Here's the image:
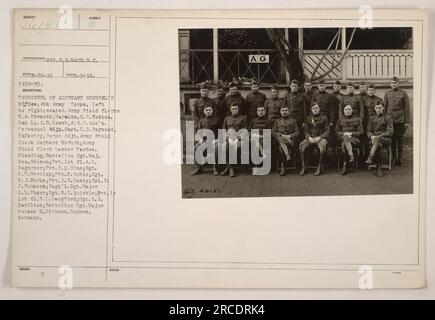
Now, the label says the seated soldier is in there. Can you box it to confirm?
[365,103,393,177]
[191,105,221,176]
[221,102,248,177]
[250,104,273,175]
[272,105,300,176]
[299,103,330,176]
[335,104,363,175]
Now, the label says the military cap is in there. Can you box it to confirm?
[318,79,326,84]
[391,76,400,82]
[368,83,376,89]
[199,84,209,90]
[251,80,259,86]
[229,82,238,88]
[271,85,278,90]
[334,80,342,86]
[345,82,355,87]
[290,79,299,85]
[230,102,239,107]
[358,81,367,87]
[216,84,224,90]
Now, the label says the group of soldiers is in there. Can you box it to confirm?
[190,76,410,177]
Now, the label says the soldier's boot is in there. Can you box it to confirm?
[365,155,373,165]
[229,166,235,178]
[220,166,229,176]
[349,154,355,164]
[376,165,384,177]
[190,167,202,175]
[341,162,348,176]
[314,152,324,176]
[279,163,286,176]
[213,165,219,176]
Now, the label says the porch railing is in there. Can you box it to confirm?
[179,49,413,85]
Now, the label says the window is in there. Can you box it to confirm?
[346,27,412,50]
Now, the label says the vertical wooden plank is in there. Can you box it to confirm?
[213,28,218,83]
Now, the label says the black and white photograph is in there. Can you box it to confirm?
[179,27,414,198]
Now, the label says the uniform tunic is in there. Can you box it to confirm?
[213,95,227,125]
[311,91,334,123]
[224,93,246,116]
[335,115,363,144]
[265,97,284,121]
[384,88,411,124]
[283,92,306,125]
[192,97,216,129]
[197,115,221,138]
[339,93,365,121]
[362,94,383,120]
[272,117,300,143]
[250,116,273,134]
[302,114,330,139]
[245,91,267,122]
[367,113,393,145]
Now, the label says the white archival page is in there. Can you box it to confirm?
[11,8,427,288]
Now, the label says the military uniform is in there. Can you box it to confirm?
[191,115,221,174]
[213,94,227,126]
[250,115,273,163]
[192,97,216,130]
[336,116,363,142]
[366,113,394,172]
[384,88,410,163]
[224,93,246,116]
[221,113,248,177]
[367,113,393,145]
[300,114,330,153]
[265,97,284,121]
[283,91,306,126]
[339,93,365,122]
[362,94,383,122]
[303,89,315,113]
[311,91,334,124]
[272,116,300,174]
[330,91,344,125]
[245,91,267,123]
[299,113,330,176]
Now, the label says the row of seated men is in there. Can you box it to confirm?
[191,76,410,169]
[191,100,393,177]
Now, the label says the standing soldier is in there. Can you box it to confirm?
[303,79,315,116]
[311,80,335,126]
[221,102,248,177]
[250,105,273,175]
[190,106,221,176]
[384,76,411,166]
[335,104,364,175]
[245,81,266,124]
[213,85,227,126]
[364,84,383,121]
[265,85,283,121]
[299,103,330,176]
[272,105,300,176]
[339,82,365,122]
[365,103,394,177]
[329,80,344,156]
[224,82,246,116]
[192,84,216,131]
[284,79,306,127]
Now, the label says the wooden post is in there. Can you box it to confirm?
[284,28,290,83]
[213,28,219,84]
[341,27,347,81]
